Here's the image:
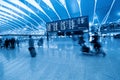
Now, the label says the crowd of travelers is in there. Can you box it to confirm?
[0,38,19,49]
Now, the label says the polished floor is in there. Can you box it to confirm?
[0,37,120,80]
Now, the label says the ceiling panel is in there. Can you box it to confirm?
[0,0,120,34]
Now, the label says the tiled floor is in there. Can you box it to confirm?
[0,37,120,80]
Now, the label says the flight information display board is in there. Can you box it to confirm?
[46,16,89,32]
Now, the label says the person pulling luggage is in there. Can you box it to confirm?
[91,32,106,56]
[28,35,37,57]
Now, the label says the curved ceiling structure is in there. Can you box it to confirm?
[0,0,120,34]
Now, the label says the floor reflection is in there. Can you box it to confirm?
[0,37,120,80]
[0,62,4,80]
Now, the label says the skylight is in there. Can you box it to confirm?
[42,0,61,19]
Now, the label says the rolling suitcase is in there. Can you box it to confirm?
[81,45,90,53]
[28,47,36,57]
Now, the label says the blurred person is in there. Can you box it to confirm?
[0,38,2,48]
[78,35,85,46]
[4,38,9,49]
[28,35,36,57]
[91,32,106,56]
[37,37,43,47]
[16,39,20,47]
[10,38,16,49]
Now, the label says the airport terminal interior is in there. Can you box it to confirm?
[0,0,120,80]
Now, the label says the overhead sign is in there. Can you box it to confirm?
[46,16,89,32]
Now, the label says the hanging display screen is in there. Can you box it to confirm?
[46,16,89,32]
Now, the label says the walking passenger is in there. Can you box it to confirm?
[28,35,36,57]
